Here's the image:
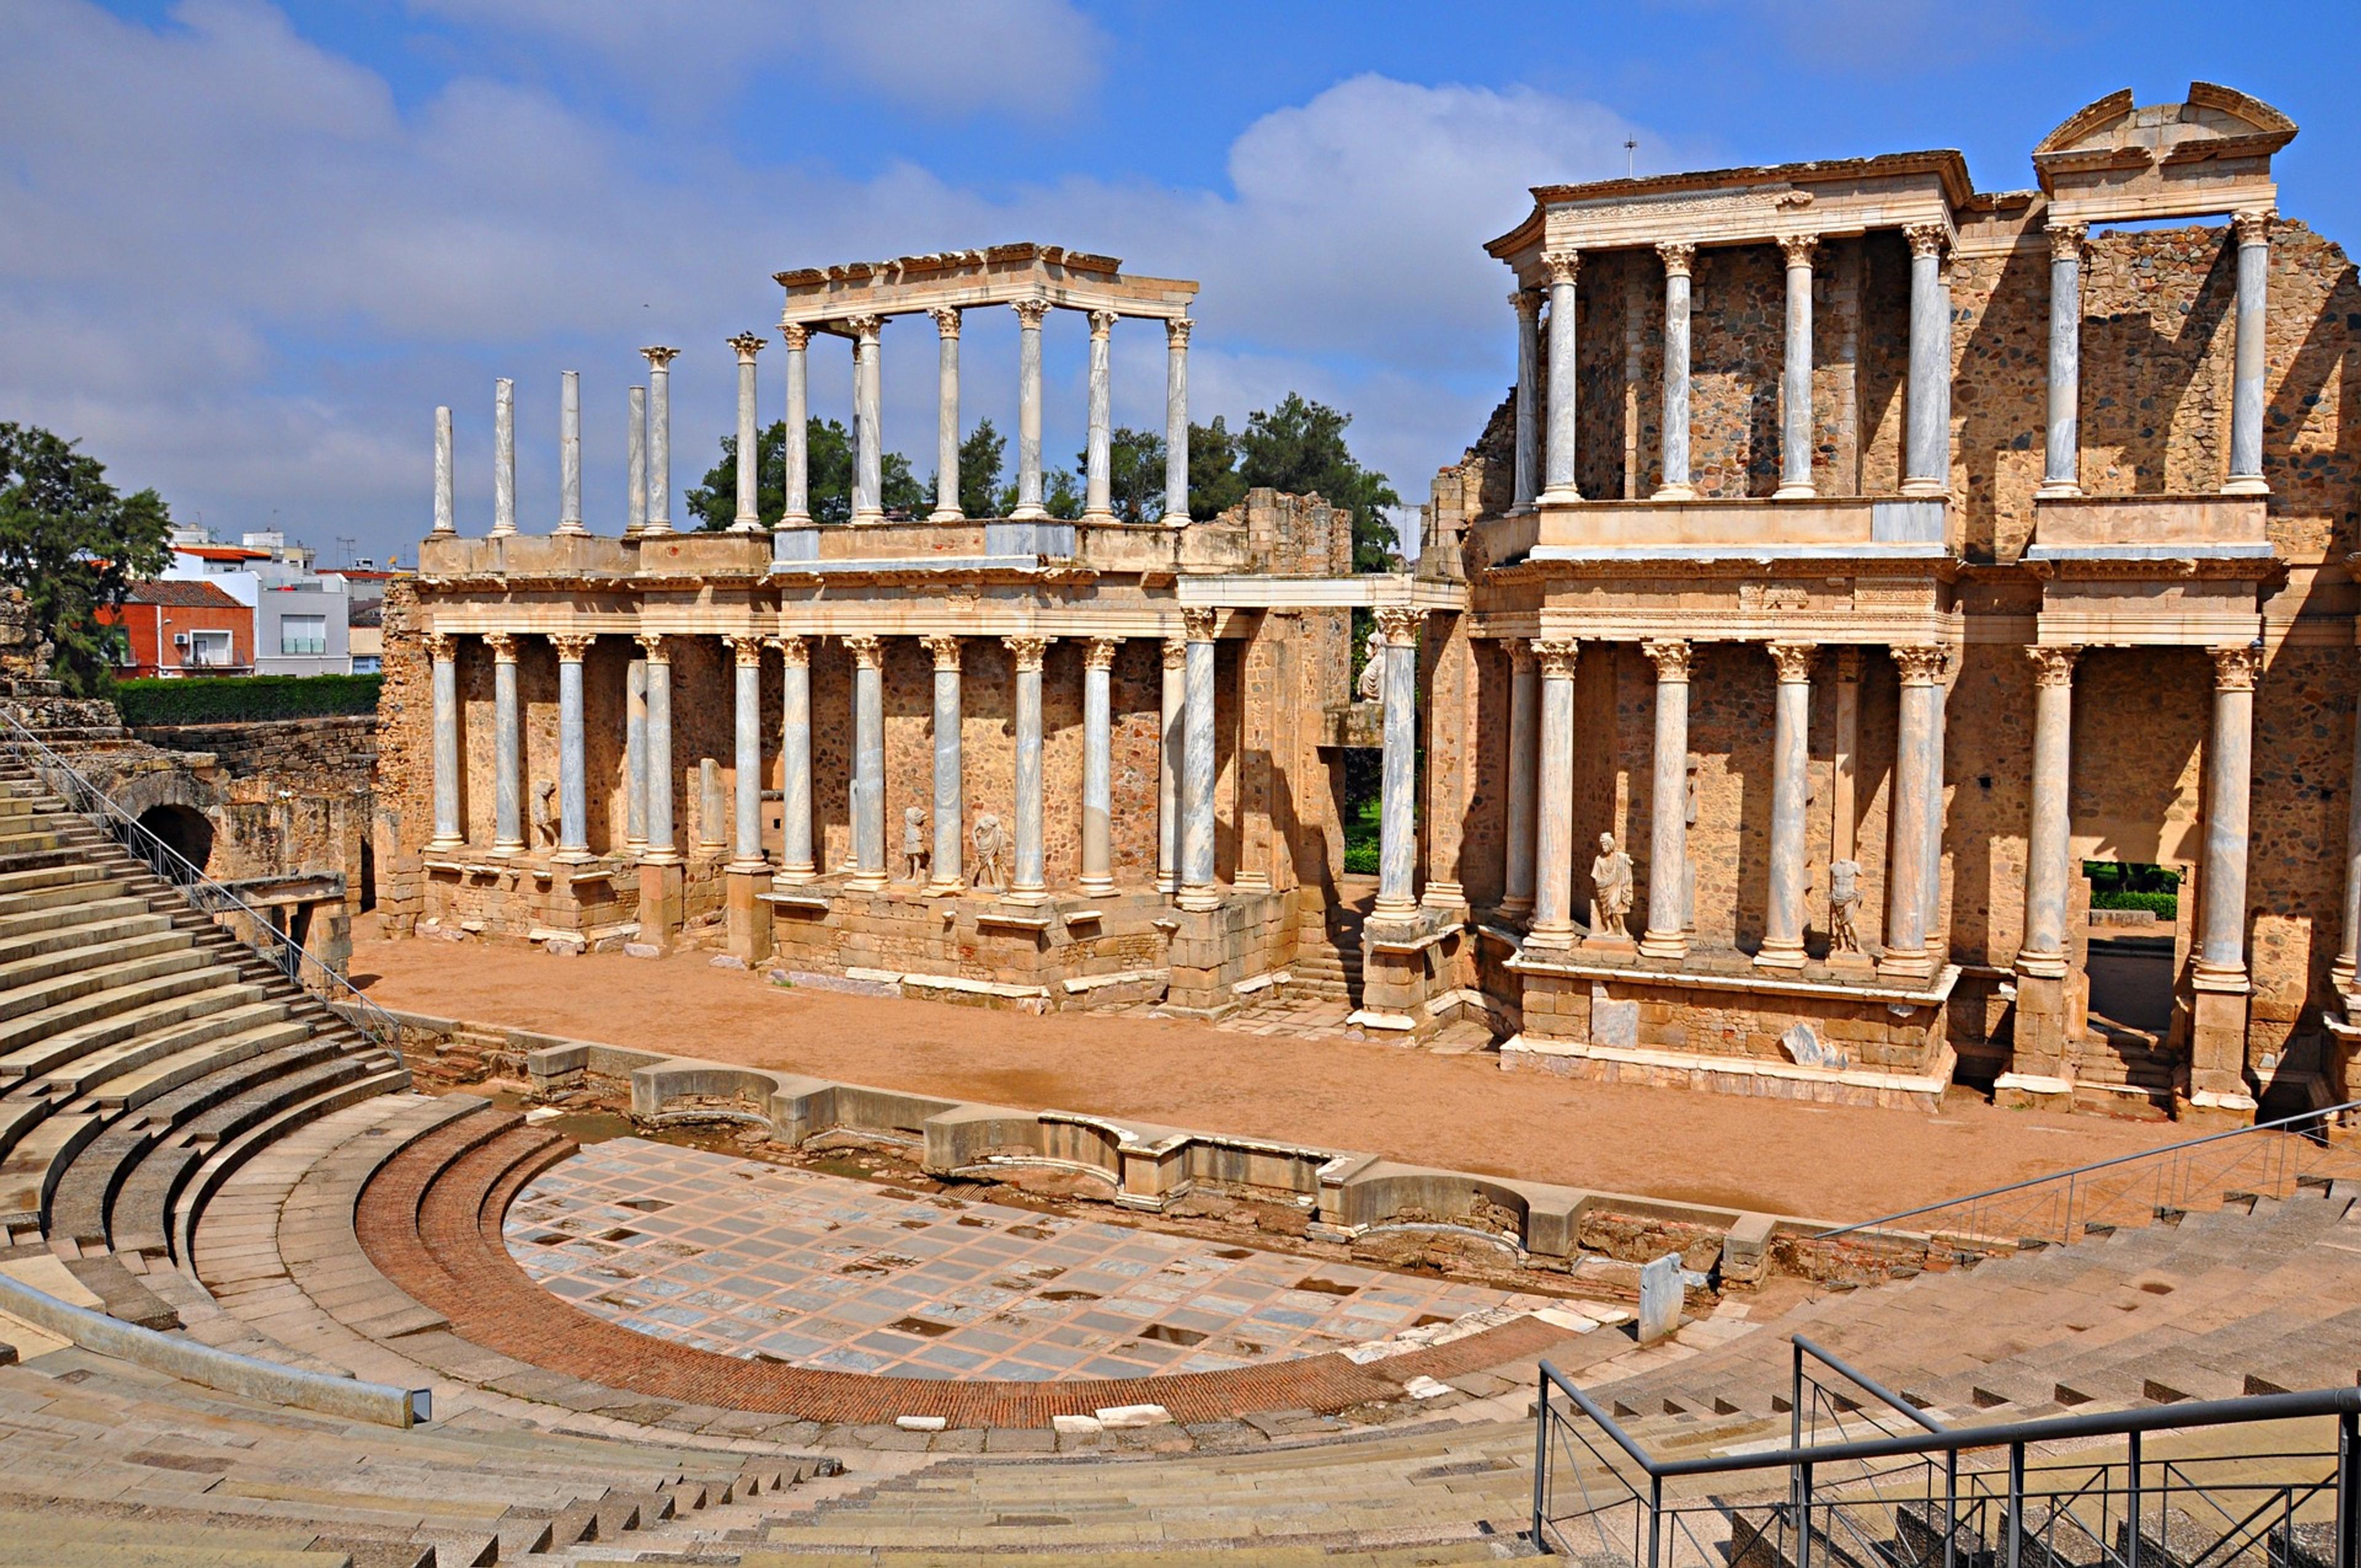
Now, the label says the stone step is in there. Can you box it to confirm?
[0,974,266,1082]
[0,890,150,944]
[0,949,232,1039]
[0,907,178,970]
[53,1004,304,1109]
[0,927,194,1000]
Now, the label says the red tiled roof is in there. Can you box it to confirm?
[175,544,270,561]
[124,579,247,609]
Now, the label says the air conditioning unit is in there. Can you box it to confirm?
[173,633,189,647]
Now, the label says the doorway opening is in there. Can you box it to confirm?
[2081,860,2182,1096]
[138,804,215,876]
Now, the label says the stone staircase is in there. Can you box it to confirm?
[1291,900,1367,1004]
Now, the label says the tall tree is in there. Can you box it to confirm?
[0,424,171,693]
[1187,415,1248,521]
[1069,427,1168,522]
[1236,394,1402,571]
[956,418,1006,520]
[686,418,921,529]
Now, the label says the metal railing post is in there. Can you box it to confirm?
[1945,1447,1960,1568]
[2007,1443,2025,1568]
[2337,1409,2357,1568]
[1648,1473,1663,1568]
[1798,1461,1814,1568]
[1534,1369,1549,1553]
[1793,1339,1806,1449]
[2128,1429,2143,1568]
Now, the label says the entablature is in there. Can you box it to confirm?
[776,243,1197,330]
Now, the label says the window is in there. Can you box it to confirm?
[279,614,326,656]
[186,629,233,668]
[350,654,382,674]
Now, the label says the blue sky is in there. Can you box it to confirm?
[6,1,2354,568]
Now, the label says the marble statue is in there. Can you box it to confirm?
[532,778,559,850]
[1355,625,1385,702]
[903,806,928,883]
[1589,833,1634,939]
[1828,859,1863,954]
[971,812,1007,892]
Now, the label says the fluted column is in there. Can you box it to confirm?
[490,378,516,537]
[625,658,647,854]
[1527,639,1580,948]
[1012,298,1049,520]
[637,634,677,863]
[920,636,963,894]
[1757,642,1816,969]
[1638,639,1693,962]
[780,324,812,525]
[1158,636,1185,893]
[552,633,592,861]
[432,407,455,534]
[556,369,585,536]
[772,635,813,884]
[1006,635,1051,904]
[1163,319,1192,525]
[1656,242,1696,499]
[1511,289,1541,511]
[1178,608,1219,911]
[724,635,764,869]
[928,309,963,521]
[848,316,884,524]
[2038,223,2087,499]
[1372,607,1426,920]
[487,632,524,853]
[1072,637,1119,895]
[2225,209,2273,496]
[626,387,647,536]
[1540,251,1581,505]
[1901,223,1953,496]
[2197,644,2262,984]
[846,635,885,889]
[728,333,765,532]
[426,632,461,850]
[1083,311,1117,523]
[1773,234,1817,500]
[1501,641,1540,918]
[1880,645,1945,982]
[2019,646,2080,979]
[641,347,678,535]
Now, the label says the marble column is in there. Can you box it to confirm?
[848,316,884,525]
[846,635,885,889]
[728,333,765,532]
[2196,644,2262,984]
[626,387,647,536]
[1006,635,1051,904]
[1757,642,1816,969]
[2038,223,2087,498]
[2336,657,2361,1002]
[725,635,765,869]
[641,347,678,535]
[553,633,592,861]
[1773,234,1818,500]
[2225,209,2273,496]
[426,632,461,850]
[1902,223,1952,496]
[928,309,963,521]
[772,635,814,884]
[491,378,516,537]
[1540,251,1581,505]
[1656,243,1696,500]
[557,370,585,537]
[920,636,963,894]
[1527,639,1580,948]
[1158,635,1185,893]
[1922,650,1953,965]
[1075,638,1118,895]
[432,406,455,534]
[637,634,677,863]
[780,324,812,525]
[1511,290,1541,511]
[1083,311,1117,523]
[1638,639,1693,962]
[625,659,648,854]
[1880,645,1946,982]
[2019,646,2081,979]
[1178,608,1219,911]
[1372,608,1426,921]
[487,632,523,853]
[1501,641,1540,918]
[1164,319,1192,525]
[1012,298,1050,520]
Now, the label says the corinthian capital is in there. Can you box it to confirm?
[1083,636,1120,671]
[423,630,457,662]
[1180,607,1217,643]
[2210,643,2263,691]
[843,633,883,670]
[2046,221,2087,263]
[1162,635,1187,670]
[551,633,596,663]
[640,345,680,369]
[1540,250,1580,287]
[483,631,518,663]
[634,632,669,662]
[845,314,883,344]
[1013,297,1051,330]
[1374,606,1426,647]
[727,331,766,362]
[2027,644,2080,687]
[1892,643,1948,686]
[1002,633,1051,671]
[1509,288,1541,320]
[1642,638,1692,683]
[1766,641,1819,683]
[726,633,764,668]
[778,323,812,351]
[1088,309,1117,338]
[2233,208,2276,248]
[919,633,962,671]
[1904,222,1950,261]
[928,306,962,339]
[1656,241,1696,279]
[1166,317,1193,349]
[1531,638,1579,680]
[1777,233,1818,269]
[766,633,809,668]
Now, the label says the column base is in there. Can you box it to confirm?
[1005,884,1048,906]
[1523,920,1576,951]
[780,510,813,527]
[848,507,885,526]
[1498,895,1535,921]
[695,841,727,858]
[427,835,464,853]
[1651,483,1696,502]
[928,506,965,523]
[728,520,762,534]
[1897,478,1949,499]
[725,857,770,875]
[624,836,648,857]
[2015,948,2068,981]
[1077,875,1115,897]
[1771,482,1818,501]
[552,848,595,866]
[640,523,674,537]
[554,521,590,537]
[1080,508,1117,525]
[1176,884,1221,913]
[925,877,964,898]
[1635,929,1688,964]
[2221,475,2271,497]
[1537,485,1582,507]
[773,863,816,889]
[1877,950,1934,984]
[1008,503,1048,521]
[2332,957,2359,1002]
[1370,894,1419,923]
[847,870,889,893]
[1163,513,1191,528]
[488,525,517,539]
[1420,882,1466,913]
[638,849,682,867]
[491,839,525,856]
[1232,873,1272,894]
[1155,873,1177,895]
[1752,938,1806,971]
[2034,480,2083,501]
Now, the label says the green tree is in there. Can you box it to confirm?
[686,418,921,529]
[1236,394,1401,571]
[1068,427,1167,522]
[957,418,1006,520]
[1187,415,1247,521]
[0,424,171,694]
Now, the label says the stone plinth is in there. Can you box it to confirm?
[1355,908,1476,1039]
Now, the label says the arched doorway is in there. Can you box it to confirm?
[138,804,214,874]
[358,839,376,913]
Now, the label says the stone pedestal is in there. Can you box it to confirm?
[2189,982,2256,1112]
[638,860,683,952]
[1997,971,2073,1106]
[726,868,772,965]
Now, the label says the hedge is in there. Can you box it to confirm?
[2092,889,2178,918]
[112,673,383,727]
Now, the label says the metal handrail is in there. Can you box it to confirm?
[0,710,398,1050]
[1795,1334,1948,1436]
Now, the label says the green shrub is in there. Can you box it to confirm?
[2091,889,2177,918]
[112,673,382,727]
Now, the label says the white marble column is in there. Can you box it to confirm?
[920,636,963,894]
[1774,234,1818,500]
[626,387,647,536]
[625,658,647,854]
[1083,311,1117,523]
[556,370,585,537]
[1902,224,1952,496]
[780,324,812,525]
[848,316,884,525]
[427,632,461,850]
[772,635,814,884]
[2336,657,2361,1001]
[1006,635,1051,904]
[637,634,677,863]
[1757,642,1816,969]
[928,309,962,521]
[728,333,765,532]
[553,633,592,861]
[1923,649,1953,965]
[2196,644,2262,983]
[1656,243,1696,500]
[2019,646,2080,979]
[1540,251,1581,506]
[1164,319,1192,525]
[846,635,885,889]
[1372,608,1426,920]
[1511,290,1541,511]
[2038,223,2087,499]
[1527,639,1580,948]
[641,347,678,535]
[1011,299,1049,520]
[491,377,516,537]
[1880,645,1945,981]
[432,406,455,534]
[1158,636,1185,892]
[1638,639,1693,962]
[487,632,524,854]
[1501,641,1540,918]
[1078,638,1118,895]
[2225,209,2273,496]
[1178,608,1219,911]
[726,635,765,869]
